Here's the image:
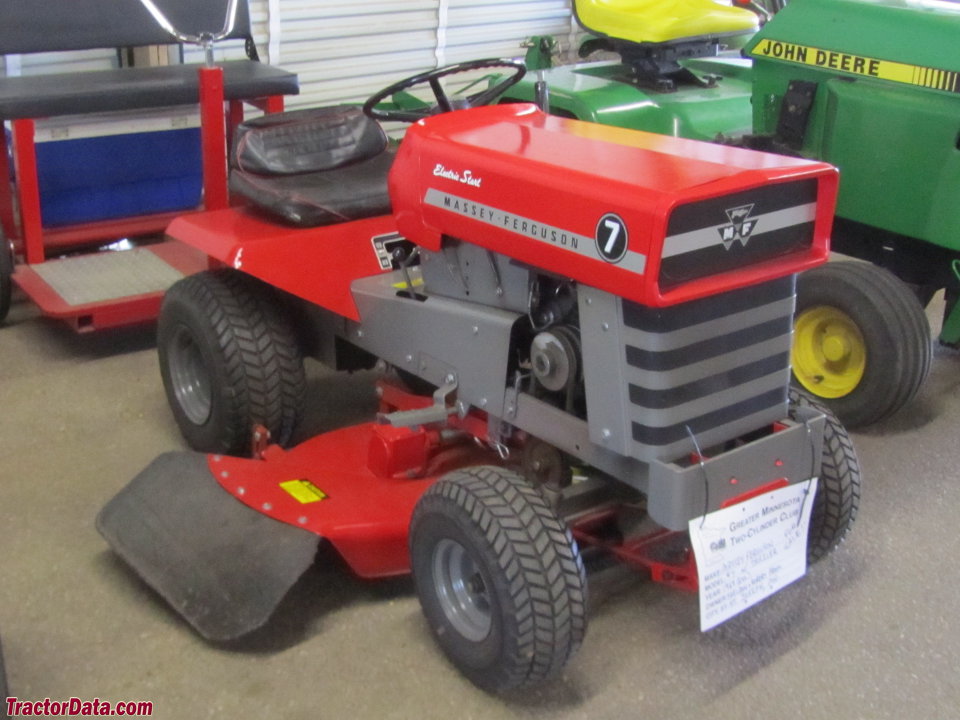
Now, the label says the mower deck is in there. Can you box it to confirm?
[97,418,500,640]
[209,423,499,578]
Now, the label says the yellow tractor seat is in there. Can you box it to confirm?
[573,0,760,91]
[575,0,758,45]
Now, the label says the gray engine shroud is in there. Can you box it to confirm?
[337,257,818,530]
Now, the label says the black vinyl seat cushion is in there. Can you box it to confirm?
[229,105,394,227]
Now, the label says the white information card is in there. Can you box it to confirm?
[688,478,817,631]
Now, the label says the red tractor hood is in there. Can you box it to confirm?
[391,104,837,306]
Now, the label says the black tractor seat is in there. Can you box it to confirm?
[229,105,394,227]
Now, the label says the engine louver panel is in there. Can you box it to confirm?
[621,275,796,460]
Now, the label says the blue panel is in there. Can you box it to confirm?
[35,128,202,227]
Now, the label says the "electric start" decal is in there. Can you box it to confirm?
[433,163,483,188]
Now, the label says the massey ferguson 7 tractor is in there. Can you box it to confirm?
[98,59,860,693]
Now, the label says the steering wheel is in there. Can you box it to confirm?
[362,59,526,123]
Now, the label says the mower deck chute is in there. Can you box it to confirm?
[96,451,321,641]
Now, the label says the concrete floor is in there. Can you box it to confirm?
[1,286,959,720]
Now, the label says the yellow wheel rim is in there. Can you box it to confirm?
[792,306,866,399]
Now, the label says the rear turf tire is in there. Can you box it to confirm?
[157,269,305,455]
[409,466,587,693]
[792,262,931,428]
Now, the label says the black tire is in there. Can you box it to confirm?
[789,388,861,563]
[792,262,932,428]
[0,230,13,324]
[409,466,587,693]
[157,269,306,455]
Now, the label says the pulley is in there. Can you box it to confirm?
[530,325,580,393]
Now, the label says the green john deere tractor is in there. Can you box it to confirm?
[505,0,960,429]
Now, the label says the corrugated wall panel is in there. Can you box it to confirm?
[441,0,574,64]
[277,1,442,110]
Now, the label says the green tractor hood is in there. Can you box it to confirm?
[744,0,960,252]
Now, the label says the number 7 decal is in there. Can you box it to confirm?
[603,219,621,254]
[595,213,628,263]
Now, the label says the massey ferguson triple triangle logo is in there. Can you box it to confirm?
[718,204,758,249]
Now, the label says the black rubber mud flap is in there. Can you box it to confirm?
[96,452,321,642]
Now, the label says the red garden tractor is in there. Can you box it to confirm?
[98,60,860,693]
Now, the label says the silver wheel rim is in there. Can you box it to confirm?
[432,538,492,642]
[168,326,212,426]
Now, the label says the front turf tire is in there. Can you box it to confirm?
[792,262,931,428]
[157,269,305,455]
[790,388,861,563]
[409,466,587,693]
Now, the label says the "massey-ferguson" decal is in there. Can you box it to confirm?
[424,189,647,274]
